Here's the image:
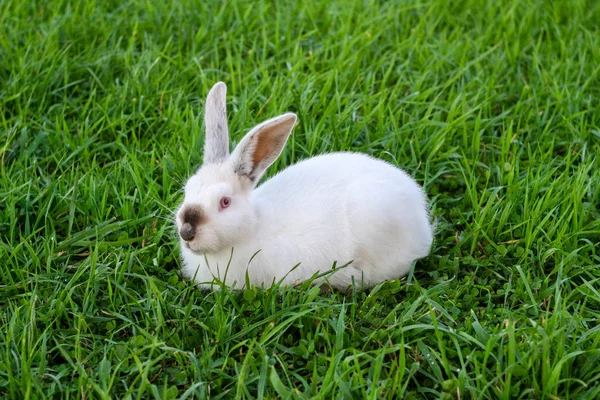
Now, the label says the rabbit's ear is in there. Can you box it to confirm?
[231,113,297,184]
[203,82,229,164]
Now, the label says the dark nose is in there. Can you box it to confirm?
[180,222,195,241]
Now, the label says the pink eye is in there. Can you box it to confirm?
[219,197,231,210]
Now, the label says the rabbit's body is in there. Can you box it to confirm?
[180,152,432,290]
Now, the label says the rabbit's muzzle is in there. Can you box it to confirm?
[178,204,206,242]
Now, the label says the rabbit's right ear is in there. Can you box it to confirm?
[203,82,229,164]
[230,113,297,185]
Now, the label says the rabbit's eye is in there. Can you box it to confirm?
[219,197,231,210]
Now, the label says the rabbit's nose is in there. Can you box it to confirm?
[180,223,195,241]
[179,204,206,241]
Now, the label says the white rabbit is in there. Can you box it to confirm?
[176,82,433,291]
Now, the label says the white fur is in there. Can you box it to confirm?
[176,83,433,291]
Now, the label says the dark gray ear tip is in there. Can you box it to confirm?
[206,82,227,105]
[211,81,227,93]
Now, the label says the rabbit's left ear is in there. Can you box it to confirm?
[230,113,297,184]
[203,82,230,164]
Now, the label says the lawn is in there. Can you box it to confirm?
[1,0,600,398]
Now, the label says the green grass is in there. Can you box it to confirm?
[1,0,600,398]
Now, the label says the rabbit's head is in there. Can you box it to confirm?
[176,82,297,254]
